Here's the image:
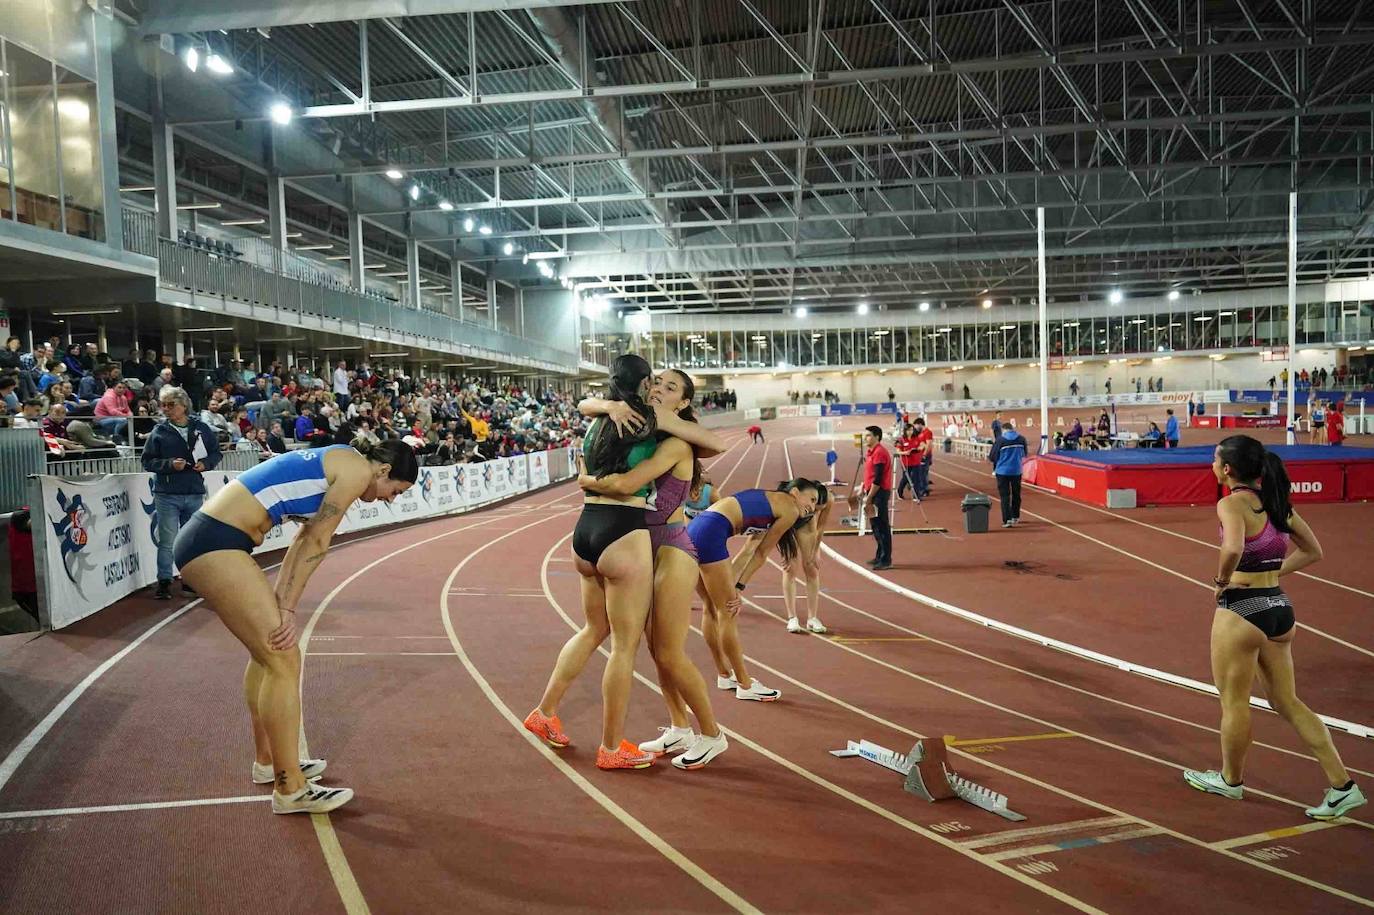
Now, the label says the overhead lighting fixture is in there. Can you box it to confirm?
[378,271,407,277]
[1064,321,1080,327]
[1109,290,1123,304]
[463,217,475,232]
[182,46,200,72]
[918,301,930,312]
[478,224,492,235]
[51,308,121,316]
[1218,311,1234,317]
[938,327,952,333]
[256,336,307,343]
[385,168,404,180]
[221,218,265,226]
[205,53,234,76]
[318,345,363,351]
[856,302,869,315]
[119,185,156,193]
[409,184,421,200]
[268,101,292,125]
[1167,290,1181,301]
[363,263,386,269]
[294,244,333,251]
[503,242,514,256]
[179,325,234,333]
[438,200,453,211]
[176,202,221,210]
[795,306,808,318]
[325,254,351,261]
[1129,318,1147,325]
[368,352,411,359]
[981,299,993,309]
[1194,316,1212,322]
[999,324,1016,330]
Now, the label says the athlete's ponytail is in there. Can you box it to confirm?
[774,478,822,559]
[585,354,657,477]
[1217,434,1292,532]
[354,438,420,483]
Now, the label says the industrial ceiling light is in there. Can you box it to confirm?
[856,302,869,315]
[502,242,514,256]
[478,224,492,235]
[1167,289,1181,301]
[221,218,265,226]
[385,168,404,180]
[268,101,292,125]
[981,298,993,309]
[1109,290,1123,304]
[463,217,475,232]
[183,46,200,72]
[409,184,420,200]
[438,200,453,211]
[795,306,808,318]
[205,53,234,76]
[918,301,930,312]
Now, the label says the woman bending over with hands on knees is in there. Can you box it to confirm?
[525,357,724,769]
[1183,435,1365,820]
[684,479,821,702]
[176,439,417,814]
[577,369,731,768]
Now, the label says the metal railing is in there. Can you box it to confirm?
[44,449,263,480]
[155,238,574,371]
[122,207,157,257]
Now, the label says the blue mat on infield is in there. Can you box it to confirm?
[1050,445,1374,466]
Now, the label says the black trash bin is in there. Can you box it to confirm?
[943,438,952,453]
[961,493,993,533]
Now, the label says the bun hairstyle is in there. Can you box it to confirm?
[584,354,657,477]
[354,438,420,483]
[774,478,822,561]
[1218,434,1292,533]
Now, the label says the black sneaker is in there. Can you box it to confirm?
[872,562,892,571]
[154,580,172,600]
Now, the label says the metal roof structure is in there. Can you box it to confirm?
[122,0,1374,314]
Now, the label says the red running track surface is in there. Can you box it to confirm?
[1,420,1371,913]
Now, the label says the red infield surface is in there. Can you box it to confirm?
[2,417,1371,913]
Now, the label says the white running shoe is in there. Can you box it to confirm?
[252,758,327,785]
[1183,769,1243,799]
[716,673,739,691]
[271,782,354,815]
[1305,782,1366,820]
[806,618,829,634]
[638,726,695,756]
[736,680,781,702]
[673,732,729,770]
[786,617,803,634]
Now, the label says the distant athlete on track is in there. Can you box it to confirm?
[176,440,417,814]
[686,481,821,701]
[780,485,831,634]
[1183,435,1365,820]
[576,370,731,769]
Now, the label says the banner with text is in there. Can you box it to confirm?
[36,451,572,630]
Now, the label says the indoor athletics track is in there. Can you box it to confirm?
[2,418,1372,913]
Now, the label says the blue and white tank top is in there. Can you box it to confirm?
[235,445,351,526]
[683,483,712,519]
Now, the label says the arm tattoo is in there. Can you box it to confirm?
[314,501,342,522]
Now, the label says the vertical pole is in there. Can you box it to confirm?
[487,276,498,329]
[1286,191,1297,444]
[451,259,464,322]
[406,234,421,309]
[346,177,365,290]
[93,13,123,251]
[1037,207,1049,453]
[150,74,177,240]
[267,175,287,255]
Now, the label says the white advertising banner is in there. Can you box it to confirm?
[36,450,574,630]
[898,389,1232,415]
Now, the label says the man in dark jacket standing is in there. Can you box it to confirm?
[141,385,221,599]
[988,422,1028,528]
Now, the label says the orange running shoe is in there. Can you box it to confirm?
[596,739,655,770]
[523,708,570,748]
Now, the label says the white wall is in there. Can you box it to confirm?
[723,350,1342,408]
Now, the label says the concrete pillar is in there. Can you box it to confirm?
[267,175,288,256]
[487,276,498,330]
[150,79,176,240]
[450,259,464,322]
[406,236,421,310]
[517,287,525,337]
[347,178,365,290]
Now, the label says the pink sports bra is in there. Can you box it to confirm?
[1222,487,1289,573]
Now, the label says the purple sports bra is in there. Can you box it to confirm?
[1223,487,1289,573]
[646,471,691,526]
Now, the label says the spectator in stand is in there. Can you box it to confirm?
[333,360,351,411]
[0,375,18,413]
[1327,402,1345,447]
[0,336,22,373]
[93,380,133,439]
[236,426,271,458]
[38,360,65,394]
[150,367,174,400]
[1105,377,1113,395]
[142,385,221,599]
[61,344,85,377]
[135,349,160,385]
[12,398,44,428]
[77,364,112,402]
[1070,378,1080,396]
[1165,409,1181,448]
[121,347,142,382]
[265,420,289,454]
[988,421,1028,528]
[294,407,322,445]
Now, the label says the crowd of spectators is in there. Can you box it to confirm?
[1,335,587,463]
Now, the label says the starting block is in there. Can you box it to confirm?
[830,738,1026,821]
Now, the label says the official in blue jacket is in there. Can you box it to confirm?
[1164,409,1180,448]
[988,424,1028,528]
[141,385,222,599]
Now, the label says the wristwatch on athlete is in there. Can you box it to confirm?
[735,582,746,591]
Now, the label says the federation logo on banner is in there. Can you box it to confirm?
[141,496,159,547]
[419,469,436,505]
[48,489,96,598]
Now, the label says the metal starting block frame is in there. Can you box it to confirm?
[830,738,1026,821]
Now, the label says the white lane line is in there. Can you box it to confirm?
[534,533,1107,915]
[1211,820,1345,850]
[985,826,1167,862]
[958,816,1134,850]
[439,519,763,915]
[307,652,455,657]
[779,435,1373,741]
[0,795,269,818]
[932,460,1374,660]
